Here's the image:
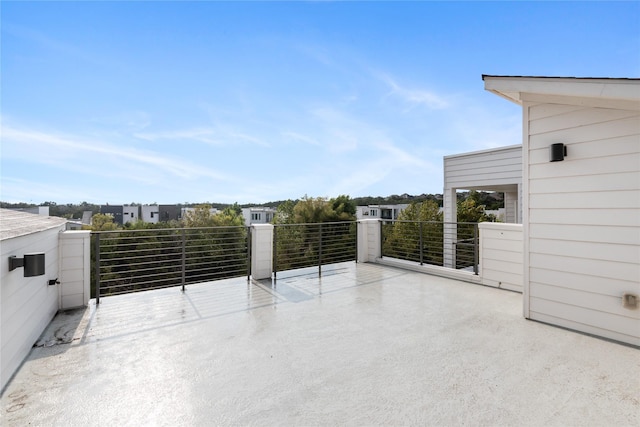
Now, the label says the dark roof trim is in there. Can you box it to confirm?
[482,74,640,81]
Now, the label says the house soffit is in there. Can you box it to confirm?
[482,75,640,109]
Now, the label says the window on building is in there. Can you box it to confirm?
[370,209,377,216]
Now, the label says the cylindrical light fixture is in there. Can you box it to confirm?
[550,143,567,162]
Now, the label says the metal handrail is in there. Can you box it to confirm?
[380,220,479,274]
[92,225,250,303]
[273,221,357,278]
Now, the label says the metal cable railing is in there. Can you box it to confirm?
[273,221,356,278]
[380,220,479,274]
[93,226,250,302]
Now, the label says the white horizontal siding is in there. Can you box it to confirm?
[479,223,523,292]
[1,226,65,390]
[529,107,638,136]
[530,223,639,246]
[444,146,522,189]
[525,101,640,346]
[529,171,640,194]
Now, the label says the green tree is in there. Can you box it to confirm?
[86,213,119,231]
[273,199,297,224]
[383,200,444,266]
[457,191,494,223]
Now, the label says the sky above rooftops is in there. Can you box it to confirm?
[1,1,638,205]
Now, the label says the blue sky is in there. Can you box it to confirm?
[2,1,639,205]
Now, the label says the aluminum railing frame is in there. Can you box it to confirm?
[379,220,480,275]
[272,221,357,280]
[93,226,250,304]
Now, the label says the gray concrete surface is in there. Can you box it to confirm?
[2,263,639,426]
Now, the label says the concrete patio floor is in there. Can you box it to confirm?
[2,262,638,426]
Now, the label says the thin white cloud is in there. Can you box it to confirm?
[90,111,152,132]
[281,131,320,146]
[377,72,450,110]
[1,124,230,182]
[134,125,269,147]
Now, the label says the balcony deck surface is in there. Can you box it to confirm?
[2,262,638,426]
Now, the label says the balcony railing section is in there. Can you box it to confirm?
[93,226,250,302]
[273,221,357,277]
[380,220,479,274]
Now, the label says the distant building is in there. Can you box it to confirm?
[122,205,139,224]
[356,204,408,221]
[100,205,124,225]
[159,205,181,222]
[141,205,159,223]
[242,207,276,225]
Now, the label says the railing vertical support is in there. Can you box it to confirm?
[246,226,251,281]
[419,221,424,266]
[473,223,479,275]
[318,223,323,277]
[354,222,358,263]
[273,225,277,280]
[379,220,384,259]
[94,233,100,305]
[181,229,186,292]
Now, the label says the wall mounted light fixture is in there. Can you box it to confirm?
[550,143,567,162]
[8,253,45,277]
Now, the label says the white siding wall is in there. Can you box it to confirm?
[1,225,66,391]
[357,219,381,263]
[524,100,640,346]
[479,223,523,292]
[59,231,91,310]
[444,145,522,190]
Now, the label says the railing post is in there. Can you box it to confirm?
[181,229,186,292]
[473,223,479,275]
[273,225,277,280]
[419,221,424,266]
[246,226,251,281]
[94,232,100,305]
[318,223,323,277]
[354,221,358,263]
[379,220,384,259]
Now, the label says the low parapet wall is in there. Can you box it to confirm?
[478,222,523,292]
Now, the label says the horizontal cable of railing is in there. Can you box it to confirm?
[93,226,250,302]
[380,220,479,274]
[273,221,357,277]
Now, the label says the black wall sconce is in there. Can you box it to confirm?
[550,143,567,162]
[8,253,45,277]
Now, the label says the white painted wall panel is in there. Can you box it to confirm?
[530,268,635,297]
[529,223,639,245]
[1,225,65,391]
[527,103,584,121]
[529,171,640,194]
[444,145,522,189]
[529,107,638,135]
[529,209,640,227]
[525,101,640,346]
[479,223,523,292]
[529,191,640,209]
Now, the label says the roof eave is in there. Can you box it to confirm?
[482,75,640,105]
